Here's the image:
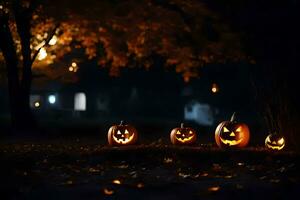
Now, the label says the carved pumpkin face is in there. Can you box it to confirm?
[265,134,285,150]
[215,113,250,148]
[170,123,197,145]
[108,121,138,145]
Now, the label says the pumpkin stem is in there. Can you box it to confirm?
[230,112,236,122]
[181,123,184,128]
[120,120,124,125]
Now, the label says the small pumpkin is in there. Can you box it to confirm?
[215,112,250,148]
[265,133,285,150]
[170,123,197,145]
[108,121,138,145]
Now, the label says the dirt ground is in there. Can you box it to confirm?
[0,138,299,200]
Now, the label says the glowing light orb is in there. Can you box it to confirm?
[37,48,47,60]
[68,62,78,72]
[48,95,56,104]
[49,35,57,46]
[211,83,219,93]
[71,62,77,67]
[34,101,40,108]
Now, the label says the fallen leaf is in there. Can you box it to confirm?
[260,176,267,180]
[115,164,129,169]
[270,179,280,183]
[89,167,100,173]
[278,167,285,173]
[164,157,173,164]
[66,180,73,185]
[224,175,233,179]
[129,171,138,178]
[201,173,209,177]
[236,184,243,189]
[212,164,221,171]
[208,186,220,192]
[103,188,114,195]
[178,172,191,178]
[112,179,121,185]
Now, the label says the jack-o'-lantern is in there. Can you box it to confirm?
[170,123,197,145]
[265,133,285,150]
[108,121,138,145]
[215,113,250,148]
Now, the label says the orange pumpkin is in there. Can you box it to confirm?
[215,113,250,148]
[108,121,138,145]
[265,133,285,150]
[170,123,197,145]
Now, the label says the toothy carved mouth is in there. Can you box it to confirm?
[266,143,285,150]
[176,135,195,143]
[220,137,242,146]
[113,134,135,144]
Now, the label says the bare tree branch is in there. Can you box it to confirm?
[31,23,60,65]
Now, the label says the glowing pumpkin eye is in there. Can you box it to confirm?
[176,130,181,135]
[223,127,230,132]
[125,129,129,134]
[189,131,193,134]
[236,126,242,132]
[278,138,284,145]
[266,137,271,143]
[117,130,122,135]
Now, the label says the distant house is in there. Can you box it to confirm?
[29,80,112,120]
[184,100,214,126]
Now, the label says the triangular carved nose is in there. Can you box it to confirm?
[230,132,235,137]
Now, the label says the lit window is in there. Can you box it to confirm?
[74,92,86,111]
[48,95,56,104]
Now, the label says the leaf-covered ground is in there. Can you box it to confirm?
[0,138,299,200]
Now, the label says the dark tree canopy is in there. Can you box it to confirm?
[1,0,247,83]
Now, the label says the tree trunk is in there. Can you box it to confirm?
[0,12,36,133]
[15,4,36,133]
